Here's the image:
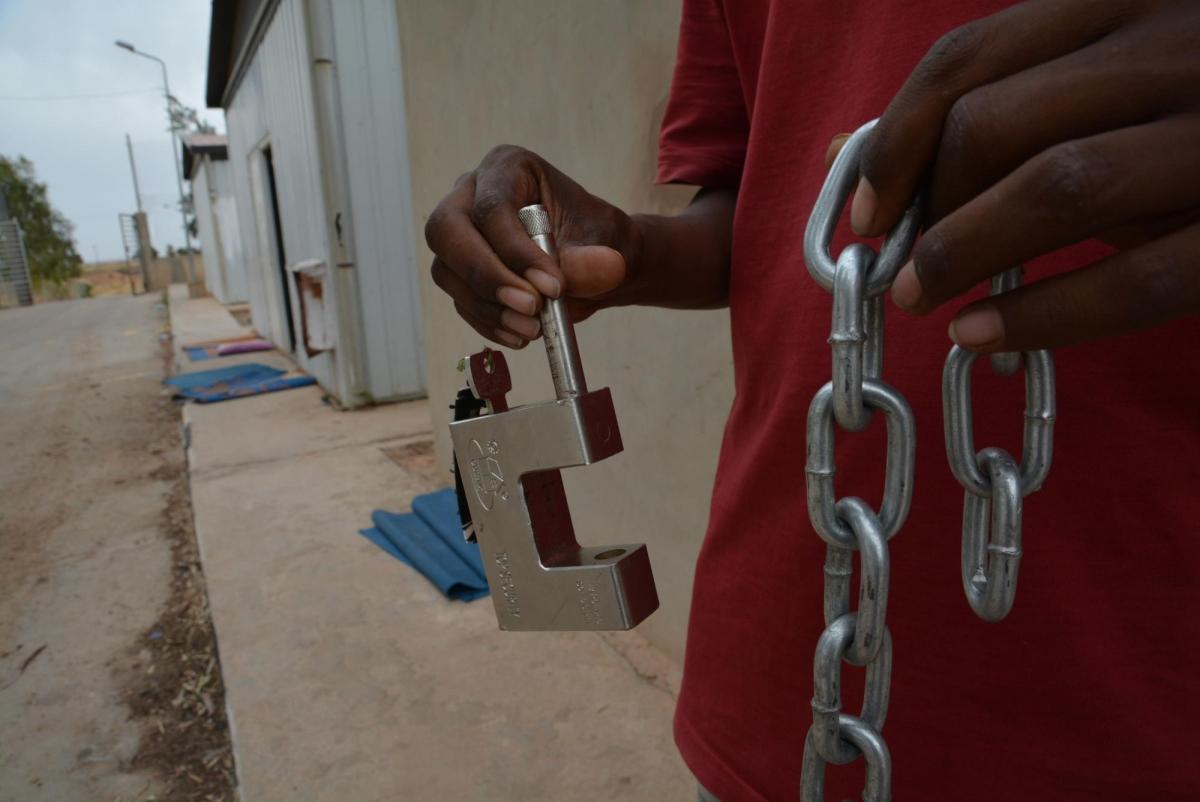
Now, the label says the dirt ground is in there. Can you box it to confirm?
[0,295,234,801]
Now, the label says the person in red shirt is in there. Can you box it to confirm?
[425,1,1200,799]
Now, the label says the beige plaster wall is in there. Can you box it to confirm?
[395,0,735,662]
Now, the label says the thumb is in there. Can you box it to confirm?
[559,244,627,299]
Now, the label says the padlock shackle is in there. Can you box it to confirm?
[518,204,588,399]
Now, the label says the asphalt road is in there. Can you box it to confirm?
[0,295,172,800]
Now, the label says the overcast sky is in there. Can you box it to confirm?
[0,0,221,261]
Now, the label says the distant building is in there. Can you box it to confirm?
[182,133,248,305]
[205,0,425,405]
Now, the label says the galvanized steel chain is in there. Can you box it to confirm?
[943,266,1056,622]
[799,120,1061,799]
[799,119,920,802]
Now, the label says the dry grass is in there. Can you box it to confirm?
[114,327,237,802]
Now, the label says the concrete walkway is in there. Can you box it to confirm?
[171,287,692,801]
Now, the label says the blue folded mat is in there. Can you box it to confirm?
[164,362,316,403]
[184,346,216,361]
[360,488,489,602]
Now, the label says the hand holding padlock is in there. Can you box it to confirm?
[449,205,659,631]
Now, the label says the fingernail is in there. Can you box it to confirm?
[494,329,525,349]
[525,268,561,299]
[850,177,877,236]
[949,306,1005,349]
[825,134,851,168]
[496,285,537,315]
[891,261,922,311]
[500,308,541,340]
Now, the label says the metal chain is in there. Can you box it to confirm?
[800,119,920,802]
[943,271,1056,622]
[800,120,1060,798]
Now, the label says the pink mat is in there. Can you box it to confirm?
[216,339,274,356]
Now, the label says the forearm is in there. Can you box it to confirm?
[613,187,736,310]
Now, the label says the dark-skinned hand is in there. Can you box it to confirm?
[843,0,1200,353]
[425,146,636,348]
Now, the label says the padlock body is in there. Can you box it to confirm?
[449,388,659,631]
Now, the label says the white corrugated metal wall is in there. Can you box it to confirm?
[207,160,249,304]
[219,0,425,403]
[224,0,340,395]
[192,158,248,305]
[329,0,425,400]
[191,165,227,301]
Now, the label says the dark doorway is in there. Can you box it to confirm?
[262,145,296,353]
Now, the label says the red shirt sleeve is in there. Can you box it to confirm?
[656,0,749,189]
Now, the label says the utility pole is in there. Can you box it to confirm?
[115,40,196,283]
[125,133,144,212]
[123,133,154,291]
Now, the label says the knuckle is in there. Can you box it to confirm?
[430,259,447,289]
[1030,143,1103,229]
[941,93,985,166]
[1136,248,1190,319]
[481,144,542,174]
[423,203,451,250]
[919,22,989,87]
[482,143,522,164]
[469,187,509,229]
[913,227,953,301]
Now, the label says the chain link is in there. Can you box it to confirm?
[806,382,915,549]
[800,118,919,802]
[942,280,1056,622]
[961,448,1023,621]
[988,267,1024,376]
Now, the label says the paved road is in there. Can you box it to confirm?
[0,295,171,800]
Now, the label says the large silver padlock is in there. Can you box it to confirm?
[449,204,659,631]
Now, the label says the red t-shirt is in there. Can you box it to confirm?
[658,1,1200,800]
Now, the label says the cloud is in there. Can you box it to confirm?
[0,0,220,261]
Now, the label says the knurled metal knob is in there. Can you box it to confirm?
[517,204,553,238]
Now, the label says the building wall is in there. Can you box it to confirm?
[223,0,340,392]
[327,0,426,401]
[395,0,735,662]
[217,0,426,403]
[208,159,249,304]
[191,163,230,303]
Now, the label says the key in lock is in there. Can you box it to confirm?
[449,204,659,631]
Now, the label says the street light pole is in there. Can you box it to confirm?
[115,40,196,284]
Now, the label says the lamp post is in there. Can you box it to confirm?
[115,40,196,284]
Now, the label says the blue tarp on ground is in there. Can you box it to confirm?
[164,363,316,403]
[184,346,218,361]
[359,488,489,602]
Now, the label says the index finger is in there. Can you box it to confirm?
[424,174,542,313]
[472,164,564,299]
[853,0,1142,237]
